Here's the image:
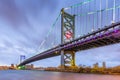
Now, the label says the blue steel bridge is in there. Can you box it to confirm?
[19,0,120,68]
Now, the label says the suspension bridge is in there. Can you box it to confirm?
[18,0,120,69]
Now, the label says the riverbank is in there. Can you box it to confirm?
[0,66,9,70]
[43,67,120,75]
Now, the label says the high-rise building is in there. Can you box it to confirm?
[102,62,106,69]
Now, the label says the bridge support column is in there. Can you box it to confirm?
[61,50,76,69]
[60,8,76,69]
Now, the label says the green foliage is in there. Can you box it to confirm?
[18,66,26,70]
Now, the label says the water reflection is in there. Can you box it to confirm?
[0,70,120,80]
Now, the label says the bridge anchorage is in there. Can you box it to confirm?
[60,8,77,69]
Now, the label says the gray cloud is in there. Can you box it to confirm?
[0,0,24,27]
[0,0,120,67]
[0,0,60,66]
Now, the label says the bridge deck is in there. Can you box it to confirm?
[19,21,120,66]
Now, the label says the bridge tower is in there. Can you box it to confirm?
[61,8,76,69]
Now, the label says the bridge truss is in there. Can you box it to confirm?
[61,8,76,68]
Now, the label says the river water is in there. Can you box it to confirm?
[0,70,120,80]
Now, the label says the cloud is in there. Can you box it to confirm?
[0,42,36,65]
[0,0,24,27]
[76,43,120,67]
[0,0,120,68]
[0,0,60,48]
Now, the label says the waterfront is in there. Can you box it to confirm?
[0,70,120,80]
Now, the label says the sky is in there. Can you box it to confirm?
[0,0,120,67]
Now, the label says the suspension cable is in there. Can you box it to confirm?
[113,0,116,22]
[76,5,120,17]
[106,0,108,26]
[64,0,94,10]
[36,13,61,53]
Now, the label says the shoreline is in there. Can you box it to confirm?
[1,69,120,75]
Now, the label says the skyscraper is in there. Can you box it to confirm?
[102,62,106,69]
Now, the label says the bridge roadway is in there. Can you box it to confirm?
[19,21,120,66]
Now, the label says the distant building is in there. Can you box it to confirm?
[93,62,99,69]
[102,62,106,69]
[9,64,15,69]
[25,64,34,70]
[11,64,14,67]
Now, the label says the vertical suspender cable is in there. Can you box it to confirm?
[89,2,90,32]
[80,6,81,36]
[94,0,96,31]
[93,1,94,31]
[77,6,79,37]
[106,0,108,26]
[84,0,86,35]
[97,5,98,29]
[117,2,119,22]
[100,0,102,28]
[81,4,83,36]
[86,3,87,33]
[113,0,116,22]
[118,4,120,21]
[119,2,120,22]
[73,6,75,38]
[82,2,84,35]
[101,1,103,28]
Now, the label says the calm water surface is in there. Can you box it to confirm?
[0,70,120,80]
